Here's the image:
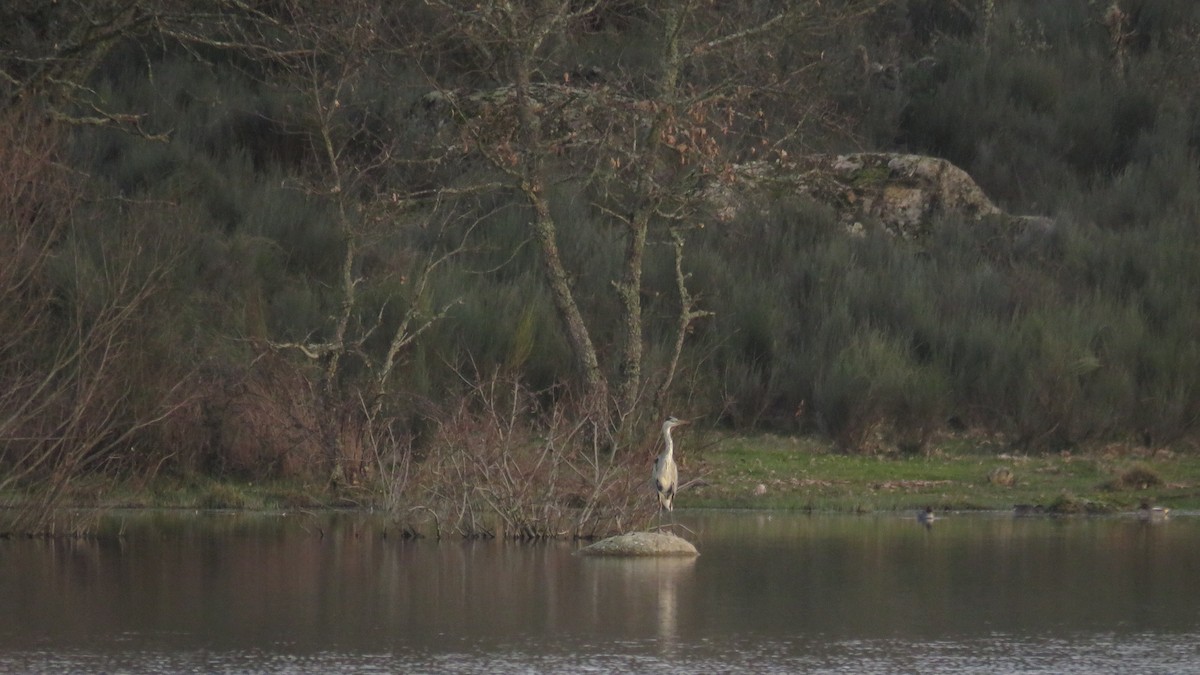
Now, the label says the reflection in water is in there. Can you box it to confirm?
[1,511,1199,673]
[580,556,696,657]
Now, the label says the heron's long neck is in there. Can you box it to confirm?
[661,429,674,459]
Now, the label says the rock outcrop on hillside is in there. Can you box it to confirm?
[419,82,1042,240]
[708,153,1048,239]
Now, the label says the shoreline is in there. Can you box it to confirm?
[5,433,1199,535]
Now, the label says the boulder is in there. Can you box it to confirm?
[707,152,1041,239]
[577,531,699,557]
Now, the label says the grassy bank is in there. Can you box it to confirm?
[13,434,1200,522]
[685,434,1200,514]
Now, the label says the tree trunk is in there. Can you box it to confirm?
[616,2,685,419]
[512,45,610,421]
[615,209,647,416]
[525,178,609,409]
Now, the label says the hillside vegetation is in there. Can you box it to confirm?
[2,1,1199,533]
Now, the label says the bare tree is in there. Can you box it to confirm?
[417,0,887,445]
[0,107,183,533]
[195,3,471,483]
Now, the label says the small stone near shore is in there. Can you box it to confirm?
[577,531,699,557]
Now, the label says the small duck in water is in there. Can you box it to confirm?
[917,506,936,527]
[1137,501,1170,522]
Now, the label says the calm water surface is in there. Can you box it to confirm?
[2,510,1199,673]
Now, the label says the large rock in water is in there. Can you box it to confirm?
[577,531,699,557]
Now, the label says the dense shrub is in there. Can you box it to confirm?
[1107,462,1164,491]
[5,0,1200,492]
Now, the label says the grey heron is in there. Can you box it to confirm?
[653,417,688,512]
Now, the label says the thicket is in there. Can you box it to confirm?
[2,0,1199,532]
